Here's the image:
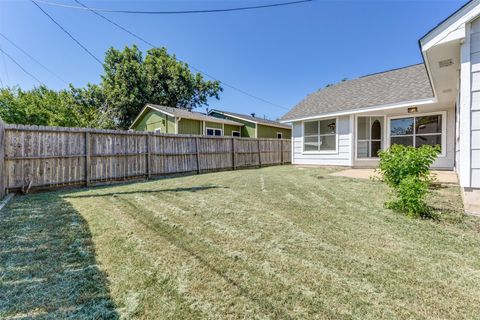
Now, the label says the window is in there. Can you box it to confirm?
[277,132,283,139]
[303,118,337,152]
[206,128,222,136]
[390,114,442,151]
[154,128,161,133]
[231,131,241,137]
[357,116,383,158]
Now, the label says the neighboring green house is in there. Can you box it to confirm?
[208,109,291,139]
[130,104,243,136]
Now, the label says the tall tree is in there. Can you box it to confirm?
[0,85,114,128]
[0,86,74,126]
[102,45,147,129]
[102,45,222,129]
[144,47,222,109]
[67,84,115,129]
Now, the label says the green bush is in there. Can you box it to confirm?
[377,144,440,218]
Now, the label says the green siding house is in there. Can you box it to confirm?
[208,110,291,139]
[130,104,243,136]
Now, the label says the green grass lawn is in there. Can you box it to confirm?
[1,166,480,319]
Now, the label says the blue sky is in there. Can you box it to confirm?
[0,0,467,120]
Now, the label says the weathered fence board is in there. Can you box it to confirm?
[1,123,291,193]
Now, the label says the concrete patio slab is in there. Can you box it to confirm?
[329,168,459,185]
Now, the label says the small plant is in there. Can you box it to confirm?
[377,144,440,218]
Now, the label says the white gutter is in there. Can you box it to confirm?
[279,97,437,123]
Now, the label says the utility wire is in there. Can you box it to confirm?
[35,0,312,15]
[0,43,10,83]
[0,32,69,85]
[73,0,289,110]
[31,0,103,65]
[0,47,45,85]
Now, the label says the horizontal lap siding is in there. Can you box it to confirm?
[133,110,175,133]
[178,119,202,135]
[292,116,352,166]
[432,107,455,169]
[471,20,480,187]
[257,124,292,139]
[224,124,241,136]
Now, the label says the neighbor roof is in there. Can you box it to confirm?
[280,64,434,121]
[209,109,291,129]
[131,104,244,128]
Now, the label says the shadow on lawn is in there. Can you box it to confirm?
[62,185,226,199]
[0,193,118,319]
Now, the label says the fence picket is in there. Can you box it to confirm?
[0,124,291,193]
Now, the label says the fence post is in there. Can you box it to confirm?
[85,131,90,186]
[0,119,5,198]
[195,137,201,174]
[232,138,236,170]
[280,139,284,165]
[146,133,151,179]
[257,139,262,168]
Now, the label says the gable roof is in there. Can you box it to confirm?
[130,104,243,129]
[209,109,291,129]
[280,64,434,122]
[419,0,477,51]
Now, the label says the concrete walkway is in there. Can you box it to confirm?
[330,168,459,184]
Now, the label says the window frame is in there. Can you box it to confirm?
[154,128,162,134]
[206,127,223,136]
[276,132,283,139]
[355,115,386,160]
[231,131,241,137]
[386,111,446,157]
[302,117,338,154]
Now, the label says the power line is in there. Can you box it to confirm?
[35,0,312,15]
[73,0,289,110]
[0,32,69,85]
[31,0,103,65]
[0,43,10,83]
[0,47,45,85]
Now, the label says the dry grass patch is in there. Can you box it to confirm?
[1,166,480,319]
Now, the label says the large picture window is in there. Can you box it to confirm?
[304,118,337,152]
[357,116,383,158]
[390,114,442,151]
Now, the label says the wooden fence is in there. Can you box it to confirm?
[0,123,291,195]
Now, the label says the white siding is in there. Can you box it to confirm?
[352,107,455,169]
[292,107,455,169]
[460,18,480,187]
[292,116,352,166]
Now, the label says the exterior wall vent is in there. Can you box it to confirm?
[439,59,453,68]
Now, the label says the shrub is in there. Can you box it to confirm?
[377,144,440,218]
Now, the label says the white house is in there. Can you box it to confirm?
[280,0,480,193]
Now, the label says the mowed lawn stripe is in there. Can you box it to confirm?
[2,166,480,319]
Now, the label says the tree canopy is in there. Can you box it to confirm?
[0,45,222,129]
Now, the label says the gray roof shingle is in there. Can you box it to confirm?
[210,110,291,129]
[146,104,243,126]
[280,64,434,121]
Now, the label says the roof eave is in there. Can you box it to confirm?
[208,109,259,124]
[420,0,480,51]
[279,97,437,123]
[209,109,290,129]
[129,105,152,129]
